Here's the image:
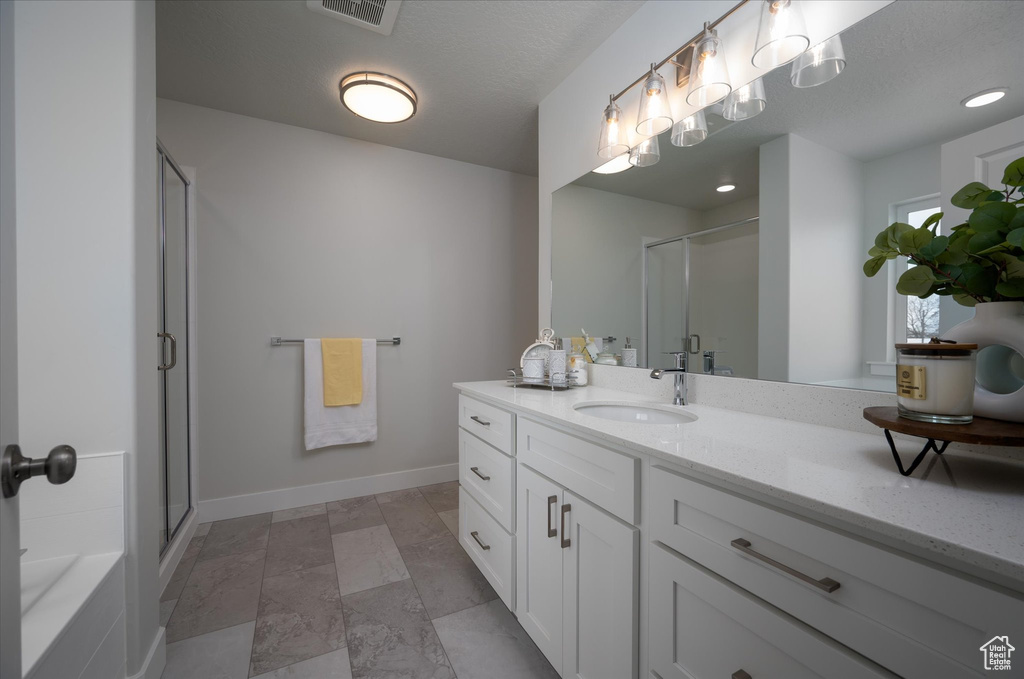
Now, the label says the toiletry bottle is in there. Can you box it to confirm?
[568,352,588,386]
[622,337,637,367]
[549,338,567,380]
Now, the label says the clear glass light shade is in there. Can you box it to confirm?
[686,30,732,107]
[628,136,660,168]
[340,72,417,123]
[636,67,674,136]
[597,98,630,159]
[592,154,633,175]
[751,0,810,69]
[723,78,767,121]
[670,110,708,147]
[790,35,846,88]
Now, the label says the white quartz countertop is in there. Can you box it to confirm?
[455,380,1024,589]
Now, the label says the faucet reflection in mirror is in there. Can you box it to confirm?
[651,351,689,405]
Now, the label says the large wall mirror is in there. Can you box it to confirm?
[551,0,1023,391]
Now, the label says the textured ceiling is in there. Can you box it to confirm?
[156,0,644,176]
[571,0,1024,211]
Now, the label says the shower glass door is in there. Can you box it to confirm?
[158,142,191,553]
[645,238,686,370]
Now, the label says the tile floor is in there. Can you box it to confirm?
[160,481,558,679]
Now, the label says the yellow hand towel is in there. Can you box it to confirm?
[570,337,592,362]
[322,338,362,406]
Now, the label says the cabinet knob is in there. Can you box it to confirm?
[732,671,752,679]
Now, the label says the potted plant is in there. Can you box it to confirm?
[863,154,1024,423]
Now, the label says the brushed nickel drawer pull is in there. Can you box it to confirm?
[732,671,752,679]
[560,503,571,549]
[731,538,840,593]
[470,466,490,481]
[547,495,557,538]
[470,415,491,427]
[470,530,491,551]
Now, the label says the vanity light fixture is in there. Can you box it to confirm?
[751,0,810,69]
[628,136,661,168]
[592,153,633,174]
[723,78,767,121]
[686,23,733,107]
[790,35,846,88]
[717,184,736,192]
[670,110,708,147]
[961,88,1008,108]
[636,65,674,136]
[339,72,417,123]
[598,95,630,158]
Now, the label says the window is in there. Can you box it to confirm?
[891,196,941,349]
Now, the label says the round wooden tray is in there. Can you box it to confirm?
[863,406,1024,446]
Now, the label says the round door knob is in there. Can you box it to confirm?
[1,444,77,498]
[45,445,77,485]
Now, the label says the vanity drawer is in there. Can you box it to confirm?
[650,543,892,679]
[516,417,639,524]
[460,487,514,611]
[650,465,1024,679]
[459,428,515,532]
[459,394,514,455]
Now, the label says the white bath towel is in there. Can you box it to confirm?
[304,338,377,450]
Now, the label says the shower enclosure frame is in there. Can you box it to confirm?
[641,216,759,369]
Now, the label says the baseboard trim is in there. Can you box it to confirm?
[197,462,459,523]
[128,625,165,679]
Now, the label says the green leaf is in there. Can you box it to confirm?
[898,226,934,253]
[1008,207,1024,233]
[896,266,937,296]
[952,181,993,209]
[984,191,1005,203]
[1008,227,1024,248]
[1002,156,1024,187]
[991,252,1024,278]
[874,229,891,250]
[933,263,961,282]
[965,266,998,296]
[969,201,1016,232]
[918,235,949,261]
[969,231,1005,254]
[921,212,943,231]
[863,256,886,277]
[867,245,885,257]
[996,278,1024,298]
[953,293,978,307]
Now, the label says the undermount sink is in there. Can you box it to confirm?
[573,401,698,425]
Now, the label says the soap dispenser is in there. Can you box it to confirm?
[622,337,637,368]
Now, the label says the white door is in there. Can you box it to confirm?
[516,464,564,672]
[562,492,639,679]
[0,1,22,674]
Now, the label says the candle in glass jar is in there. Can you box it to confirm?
[895,342,978,424]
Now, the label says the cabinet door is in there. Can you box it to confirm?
[516,464,564,673]
[562,491,639,679]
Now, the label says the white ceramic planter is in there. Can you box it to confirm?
[944,301,1024,423]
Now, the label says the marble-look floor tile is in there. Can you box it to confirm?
[437,509,458,537]
[194,522,212,537]
[376,488,450,547]
[264,513,334,577]
[163,621,255,679]
[272,503,326,524]
[433,600,559,679]
[166,548,266,643]
[162,535,206,601]
[418,481,459,513]
[332,524,409,596]
[250,563,347,676]
[327,495,385,535]
[400,535,495,619]
[343,579,455,679]
[199,513,271,561]
[160,598,177,627]
[251,648,352,679]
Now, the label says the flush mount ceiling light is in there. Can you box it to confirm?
[339,72,417,123]
[598,95,630,159]
[592,154,633,175]
[962,88,1008,108]
[717,184,736,192]
[751,0,810,69]
[636,64,674,136]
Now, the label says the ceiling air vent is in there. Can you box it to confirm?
[306,0,402,36]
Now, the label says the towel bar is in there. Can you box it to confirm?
[271,336,401,346]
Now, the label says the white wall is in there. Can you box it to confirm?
[700,195,759,230]
[13,1,161,676]
[758,136,791,381]
[156,99,538,506]
[551,184,698,344]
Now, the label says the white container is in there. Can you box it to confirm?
[621,338,637,368]
[568,353,588,386]
[895,342,978,424]
[523,356,546,382]
[549,347,566,375]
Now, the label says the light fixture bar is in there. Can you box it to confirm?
[610,0,751,103]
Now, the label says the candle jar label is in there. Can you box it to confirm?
[897,364,927,400]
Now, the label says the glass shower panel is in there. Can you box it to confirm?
[686,221,759,379]
[646,239,685,370]
[161,154,191,551]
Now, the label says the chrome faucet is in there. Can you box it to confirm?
[650,351,688,406]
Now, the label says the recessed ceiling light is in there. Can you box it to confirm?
[961,88,1007,108]
[717,184,736,192]
[593,154,633,175]
[339,72,417,123]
